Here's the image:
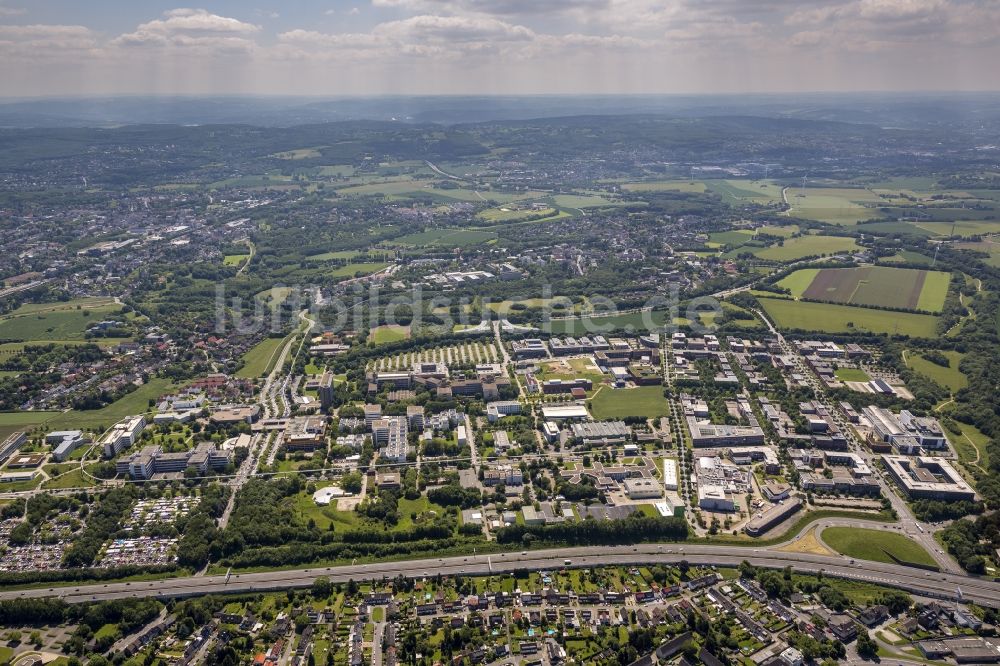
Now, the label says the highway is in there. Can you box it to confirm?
[4,543,996,607]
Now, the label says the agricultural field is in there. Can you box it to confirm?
[237,337,285,377]
[390,228,497,247]
[821,527,937,568]
[708,230,758,248]
[753,235,861,261]
[0,298,127,342]
[315,165,356,177]
[619,180,706,193]
[46,377,176,432]
[774,269,819,298]
[333,178,433,197]
[306,250,367,262]
[369,341,500,371]
[706,179,783,205]
[549,194,622,209]
[328,262,388,278]
[0,410,59,442]
[758,297,939,337]
[476,205,557,222]
[589,385,669,420]
[210,173,295,189]
[271,147,323,160]
[370,324,410,345]
[906,350,967,392]
[786,187,884,225]
[955,238,1000,267]
[777,266,950,312]
[915,220,1000,237]
[880,250,934,265]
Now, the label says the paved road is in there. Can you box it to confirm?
[5,544,996,607]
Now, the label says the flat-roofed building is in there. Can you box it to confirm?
[364,404,382,428]
[101,415,147,458]
[493,430,512,452]
[698,484,736,511]
[511,338,548,359]
[570,421,630,445]
[0,431,27,464]
[882,455,975,501]
[374,416,409,462]
[662,458,678,491]
[372,372,413,390]
[623,477,662,499]
[540,404,590,421]
[686,416,764,448]
[487,400,522,422]
[745,498,801,536]
[284,415,328,452]
[406,405,425,430]
[49,430,90,462]
[210,405,260,426]
[864,406,949,450]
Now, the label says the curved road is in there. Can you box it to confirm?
[3,543,994,607]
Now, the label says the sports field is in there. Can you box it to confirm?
[753,235,861,261]
[590,385,669,420]
[778,266,950,312]
[759,297,939,337]
[821,527,937,568]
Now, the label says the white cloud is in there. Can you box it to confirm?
[1,1,999,96]
[370,0,609,14]
[113,8,260,50]
[0,23,99,59]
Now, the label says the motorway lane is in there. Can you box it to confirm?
[4,543,997,607]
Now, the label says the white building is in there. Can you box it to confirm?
[662,458,679,491]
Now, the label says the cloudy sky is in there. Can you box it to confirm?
[1,0,998,97]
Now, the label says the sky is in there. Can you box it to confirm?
[0,0,998,97]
